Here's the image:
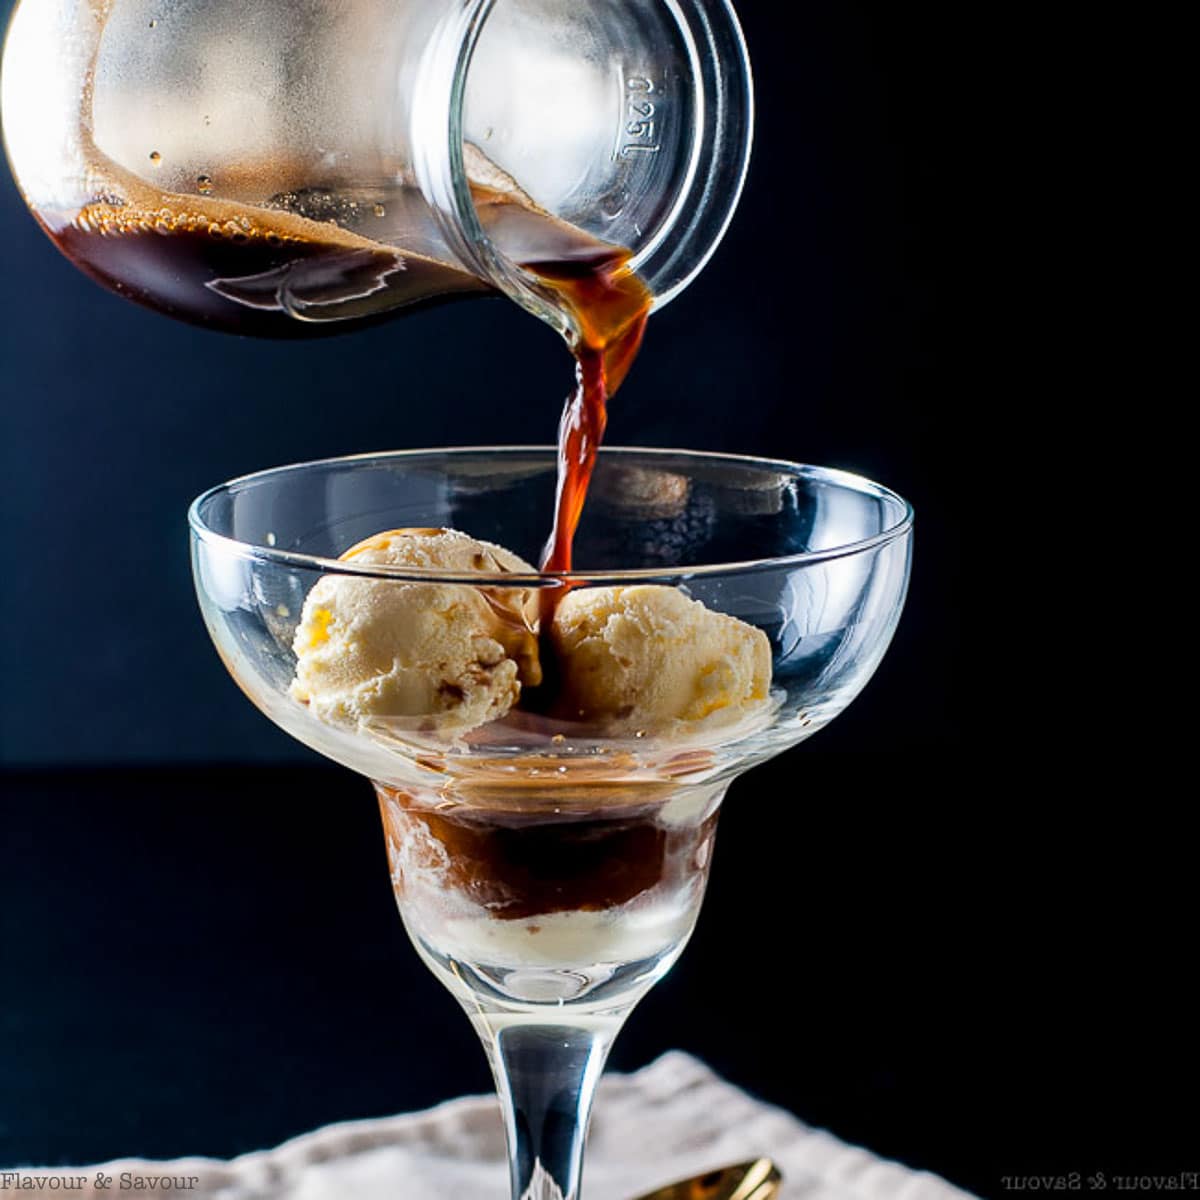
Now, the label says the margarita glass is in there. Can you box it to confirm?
[189,446,912,1200]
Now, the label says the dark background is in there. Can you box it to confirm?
[2,3,1189,1199]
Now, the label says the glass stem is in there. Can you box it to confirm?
[481,1019,617,1200]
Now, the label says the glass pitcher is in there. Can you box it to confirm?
[1,0,753,339]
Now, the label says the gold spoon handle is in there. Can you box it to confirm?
[631,1158,782,1200]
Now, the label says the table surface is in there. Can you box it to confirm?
[0,758,1190,1199]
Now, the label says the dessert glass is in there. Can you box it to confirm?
[188,446,912,1200]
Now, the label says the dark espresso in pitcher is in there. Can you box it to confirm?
[48,192,480,338]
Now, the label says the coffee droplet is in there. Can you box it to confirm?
[148,18,157,27]
[149,150,161,165]
[373,203,386,218]
[197,174,213,194]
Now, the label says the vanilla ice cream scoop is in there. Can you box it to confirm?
[291,528,540,733]
[550,585,772,732]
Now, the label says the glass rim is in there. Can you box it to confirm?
[187,445,914,586]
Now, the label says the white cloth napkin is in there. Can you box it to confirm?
[1,1052,975,1199]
